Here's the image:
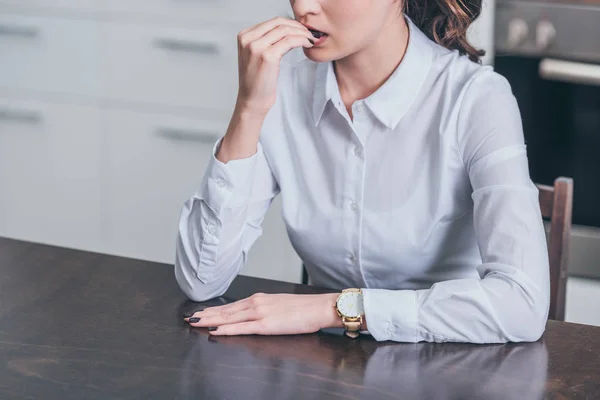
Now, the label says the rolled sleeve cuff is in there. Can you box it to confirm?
[199,137,260,214]
[362,289,419,342]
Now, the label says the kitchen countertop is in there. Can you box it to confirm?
[0,237,598,399]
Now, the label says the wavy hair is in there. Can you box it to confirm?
[403,0,485,63]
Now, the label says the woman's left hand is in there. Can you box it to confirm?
[183,293,342,335]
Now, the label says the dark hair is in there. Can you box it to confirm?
[403,0,485,63]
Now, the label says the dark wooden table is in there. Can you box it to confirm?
[0,237,599,399]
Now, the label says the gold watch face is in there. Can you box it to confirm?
[337,291,364,318]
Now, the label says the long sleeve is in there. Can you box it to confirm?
[174,138,279,302]
[362,71,551,343]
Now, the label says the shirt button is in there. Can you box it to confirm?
[354,147,362,157]
[208,225,217,236]
[216,180,226,189]
[349,201,358,212]
[355,103,364,113]
[349,254,357,263]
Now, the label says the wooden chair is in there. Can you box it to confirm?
[536,177,574,321]
[301,177,574,321]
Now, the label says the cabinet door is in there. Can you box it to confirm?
[105,108,302,283]
[103,21,238,112]
[0,14,102,97]
[100,0,290,25]
[0,97,103,252]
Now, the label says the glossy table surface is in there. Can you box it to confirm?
[0,237,599,399]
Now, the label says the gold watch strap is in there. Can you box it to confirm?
[344,320,361,331]
[343,320,361,338]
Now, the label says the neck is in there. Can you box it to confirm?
[334,15,410,105]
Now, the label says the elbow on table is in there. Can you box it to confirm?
[512,317,546,343]
[507,289,549,343]
[173,255,229,303]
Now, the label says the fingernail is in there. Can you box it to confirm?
[208,327,218,331]
[183,312,194,318]
[308,38,315,45]
[188,317,201,323]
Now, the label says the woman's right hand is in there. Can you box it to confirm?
[235,17,315,115]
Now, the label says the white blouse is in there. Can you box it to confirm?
[174,17,550,343]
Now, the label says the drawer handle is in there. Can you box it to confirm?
[539,58,600,87]
[153,37,219,55]
[0,24,39,39]
[156,127,219,144]
[0,108,42,124]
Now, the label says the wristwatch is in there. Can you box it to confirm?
[335,288,365,338]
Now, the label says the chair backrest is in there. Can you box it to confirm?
[536,177,574,321]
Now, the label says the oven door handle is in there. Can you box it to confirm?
[539,58,600,87]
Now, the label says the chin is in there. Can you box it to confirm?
[302,48,335,63]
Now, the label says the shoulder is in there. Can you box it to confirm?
[456,67,521,148]
[425,44,519,127]
[428,43,513,104]
[435,55,525,167]
[450,62,520,132]
[418,45,521,150]
[420,43,525,159]
[458,66,514,108]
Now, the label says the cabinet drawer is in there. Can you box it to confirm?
[105,108,225,263]
[0,1,97,11]
[0,97,103,252]
[105,108,302,283]
[0,14,102,97]
[103,21,238,111]
[101,0,290,25]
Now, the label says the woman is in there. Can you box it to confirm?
[176,0,550,343]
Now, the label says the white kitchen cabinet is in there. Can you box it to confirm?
[100,0,290,25]
[102,21,239,112]
[104,108,221,263]
[0,1,97,11]
[0,14,102,97]
[104,108,302,283]
[566,277,600,327]
[0,96,104,252]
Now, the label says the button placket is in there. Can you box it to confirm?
[342,104,367,284]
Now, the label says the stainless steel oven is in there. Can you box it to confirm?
[494,0,600,279]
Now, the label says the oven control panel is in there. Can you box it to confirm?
[495,1,600,63]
